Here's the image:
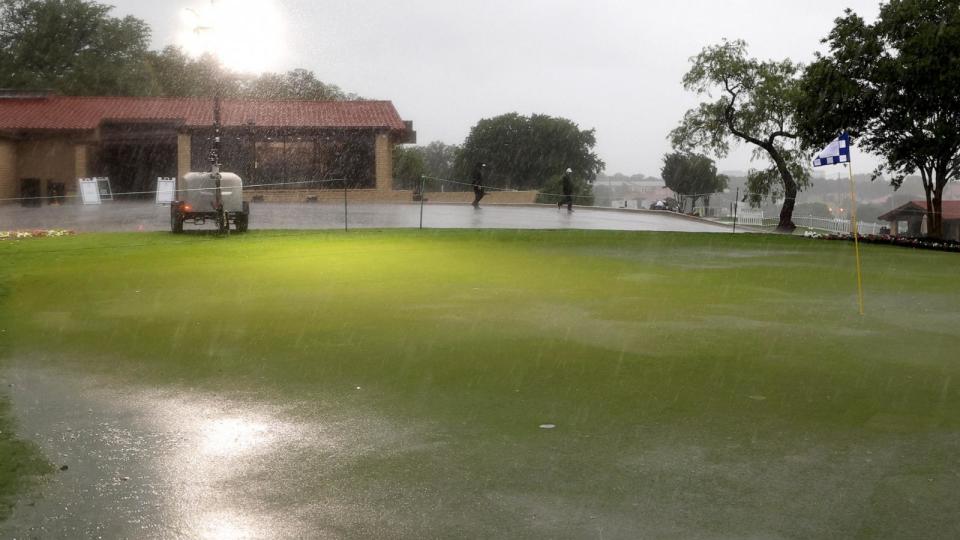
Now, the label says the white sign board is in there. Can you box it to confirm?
[96,177,113,201]
[156,177,176,205]
[79,178,101,205]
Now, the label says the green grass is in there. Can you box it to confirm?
[1,229,958,536]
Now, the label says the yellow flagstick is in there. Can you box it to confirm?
[846,162,866,315]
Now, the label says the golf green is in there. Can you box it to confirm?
[1,230,958,537]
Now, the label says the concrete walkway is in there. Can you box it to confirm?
[1,202,735,234]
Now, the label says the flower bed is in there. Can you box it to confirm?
[804,230,960,253]
[0,229,76,241]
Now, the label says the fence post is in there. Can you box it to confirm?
[343,180,348,232]
[419,175,426,230]
[733,187,739,234]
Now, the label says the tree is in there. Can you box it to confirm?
[0,0,360,102]
[421,141,460,181]
[670,40,810,232]
[145,46,225,97]
[455,113,604,192]
[244,68,356,101]
[796,0,960,238]
[660,152,729,213]
[0,0,154,95]
[393,146,426,191]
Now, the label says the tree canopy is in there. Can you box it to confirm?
[796,0,960,238]
[455,113,603,192]
[661,152,729,212]
[0,0,357,101]
[670,40,810,232]
[0,0,154,95]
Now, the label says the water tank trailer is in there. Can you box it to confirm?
[170,172,250,233]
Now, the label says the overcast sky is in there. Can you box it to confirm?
[108,0,882,176]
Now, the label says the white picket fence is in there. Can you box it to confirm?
[735,209,765,226]
[793,215,885,235]
[688,206,888,234]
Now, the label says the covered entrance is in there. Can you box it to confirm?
[98,122,178,197]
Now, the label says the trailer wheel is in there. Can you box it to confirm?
[170,202,184,234]
[236,201,250,233]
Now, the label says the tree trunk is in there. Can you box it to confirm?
[768,146,797,233]
[930,179,945,239]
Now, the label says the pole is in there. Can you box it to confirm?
[847,164,865,315]
[343,180,348,232]
[733,187,739,234]
[419,175,426,230]
[211,90,227,236]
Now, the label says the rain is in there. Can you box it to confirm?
[1,1,959,539]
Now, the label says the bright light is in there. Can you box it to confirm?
[201,417,272,456]
[178,0,286,74]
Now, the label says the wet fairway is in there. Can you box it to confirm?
[1,230,959,538]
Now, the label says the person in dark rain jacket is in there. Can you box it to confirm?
[472,162,487,209]
[559,168,574,212]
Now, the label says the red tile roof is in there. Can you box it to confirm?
[0,96,407,131]
[879,200,960,221]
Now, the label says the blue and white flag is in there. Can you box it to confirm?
[812,132,851,167]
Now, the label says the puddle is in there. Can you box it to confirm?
[0,364,407,539]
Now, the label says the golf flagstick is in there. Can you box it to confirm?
[813,132,865,315]
[847,162,865,316]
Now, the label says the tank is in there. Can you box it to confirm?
[181,172,244,213]
[170,172,249,234]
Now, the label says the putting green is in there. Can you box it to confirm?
[1,230,958,537]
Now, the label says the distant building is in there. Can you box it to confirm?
[878,200,960,241]
[0,93,415,203]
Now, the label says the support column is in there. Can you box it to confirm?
[74,144,88,178]
[374,133,393,191]
[177,133,192,196]
[0,140,16,201]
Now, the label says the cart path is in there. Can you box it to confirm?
[1,202,735,234]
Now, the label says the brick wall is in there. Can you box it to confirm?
[0,140,16,201]
[422,191,538,204]
[244,189,414,204]
[16,139,76,197]
[374,134,392,191]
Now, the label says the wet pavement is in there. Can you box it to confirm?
[0,202,734,234]
[3,364,959,539]
[0,365,407,539]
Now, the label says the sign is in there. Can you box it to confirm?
[156,177,176,205]
[78,178,101,205]
[96,177,113,201]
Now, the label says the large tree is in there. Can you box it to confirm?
[455,113,604,192]
[0,0,358,102]
[670,40,810,232]
[0,0,154,95]
[661,152,729,213]
[392,146,427,191]
[796,0,960,239]
[421,141,460,181]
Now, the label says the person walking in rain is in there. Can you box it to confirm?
[472,162,487,209]
[558,168,574,212]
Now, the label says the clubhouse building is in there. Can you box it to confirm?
[879,200,960,241]
[0,92,415,203]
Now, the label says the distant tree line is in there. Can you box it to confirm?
[0,0,358,100]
